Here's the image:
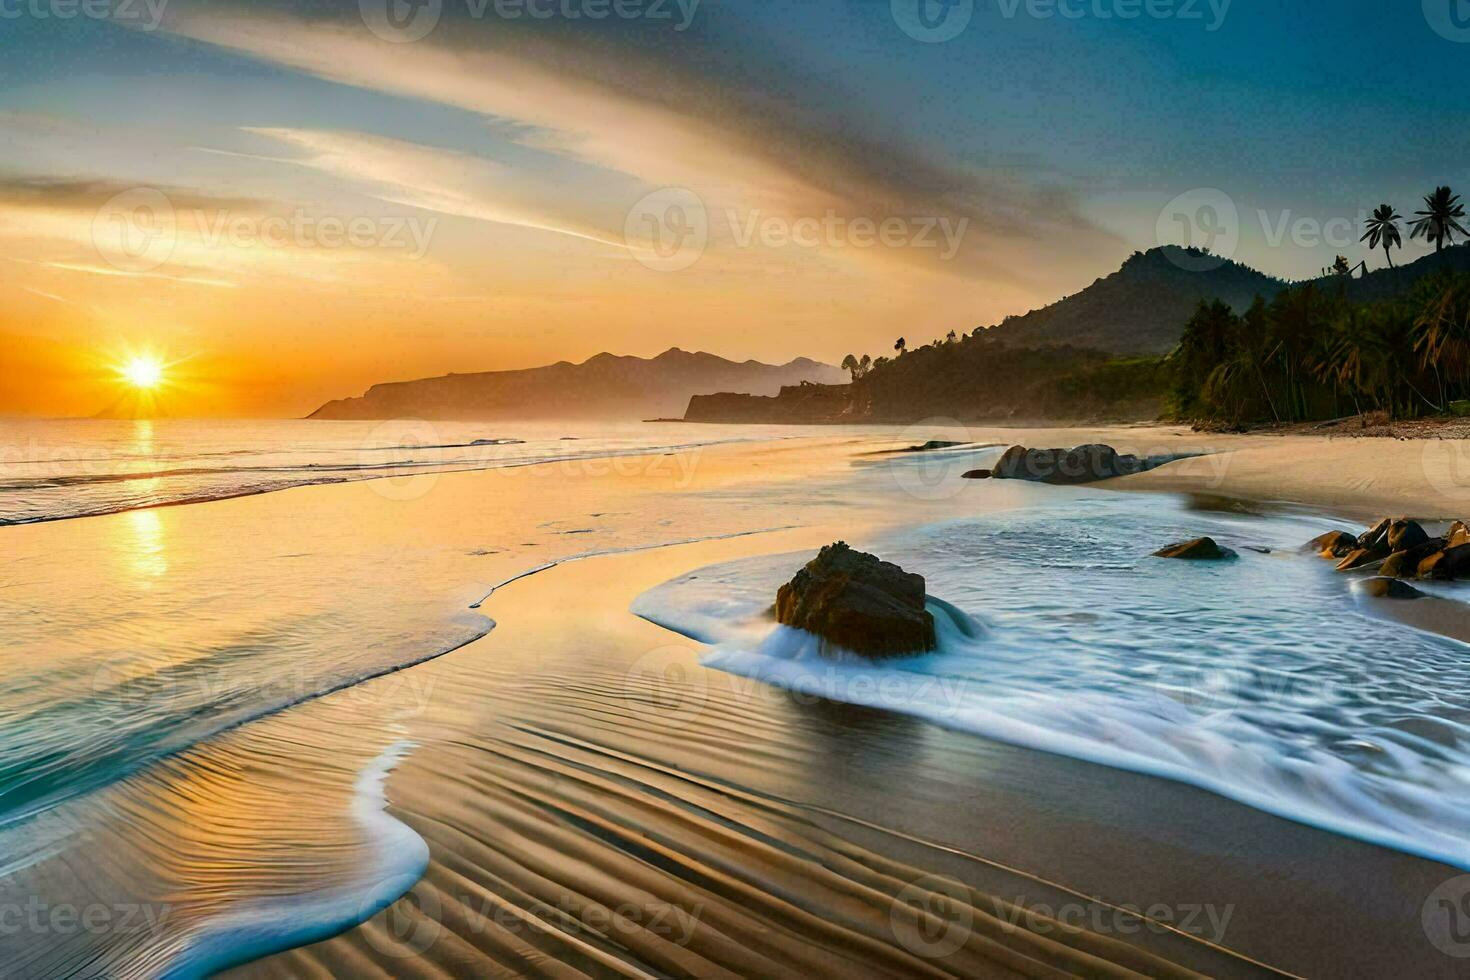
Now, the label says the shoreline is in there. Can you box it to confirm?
[630,418,1470,521]
[658,413,1470,440]
[10,419,1468,529]
[227,521,1463,978]
[8,429,1468,976]
[214,431,1470,975]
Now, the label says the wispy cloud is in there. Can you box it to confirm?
[159,2,1121,282]
[20,285,99,313]
[243,127,631,248]
[0,176,260,215]
[40,261,239,289]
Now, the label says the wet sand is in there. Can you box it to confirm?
[7,426,1468,976]
[211,428,1470,978]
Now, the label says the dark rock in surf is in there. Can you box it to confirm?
[962,469,992,480]
[1378,538,1447,579]
[1387,519,1429,552]
[776,542,936,658]
[1336,548,1386,572]
[1311,517,1470,581]
[1332,517,1398,571]
[1358,577,1426,600]
[1418,544,1470,581]
[905,440,965,452]
[1448,521,1470,549]
[1306,530,1359,558]
[989,444,1151,485]
[1153,537,1237,561]
[1357,518,1393,553]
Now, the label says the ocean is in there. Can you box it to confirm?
[0,418,760,525]
[0,417,873,975]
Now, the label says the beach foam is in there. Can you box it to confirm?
[157,742,429,979]
[634,493,1470,871]
[0,418,762,525]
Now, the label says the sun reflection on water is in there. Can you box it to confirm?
[123,421,168,578]
[126,508,168,579]
[132,418,155,454]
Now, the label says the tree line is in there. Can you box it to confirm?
[1173,187,1469,426]
[830,187,1470,427]
[1172,269,1470,426]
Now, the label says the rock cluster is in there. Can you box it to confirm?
[963,444,1155,485]
[776,542,937,658]
[1307,518,1470,580]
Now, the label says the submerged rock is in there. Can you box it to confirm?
[1358,577,1426,600]
[1154,537,1238,561]
[904,440,965,452]
[961,469,992,480]
[775,542,936,658]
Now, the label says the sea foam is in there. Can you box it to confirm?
[634,496,1470,872]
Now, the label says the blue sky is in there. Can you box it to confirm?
[3,0,1469,414]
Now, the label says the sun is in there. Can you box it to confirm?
[120,356,165,390]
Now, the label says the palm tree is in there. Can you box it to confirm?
[1362,204,1402,268]
[859,354,872,378]
[1410,186,1468,253]
[1414,277,1470,404]
[894,337,907,356]
[1321,307,1391,422]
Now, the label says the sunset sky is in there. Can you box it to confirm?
[3,0,1468,417]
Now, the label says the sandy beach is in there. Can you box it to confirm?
[199,426,1470,978]
[6,425,1470,978]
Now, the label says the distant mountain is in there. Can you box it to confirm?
[982,246,1287,354]
[308,348,846,421]
[983,244,1470,355]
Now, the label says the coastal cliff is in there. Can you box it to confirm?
[684,383,853,423]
